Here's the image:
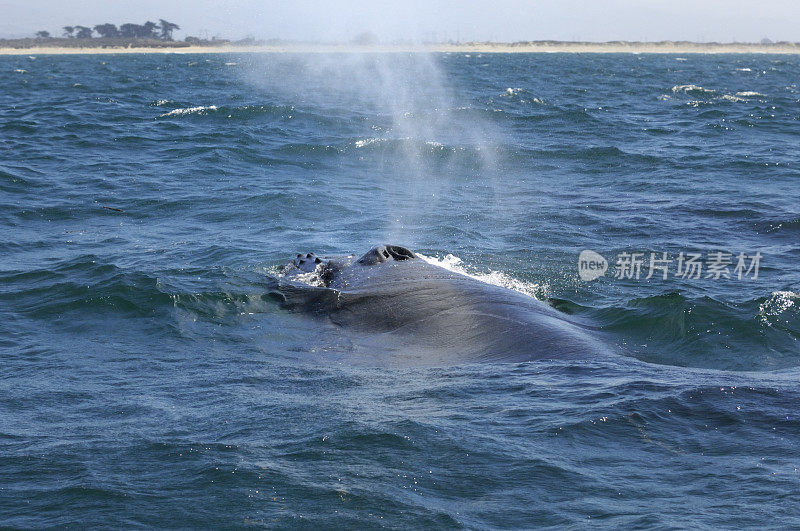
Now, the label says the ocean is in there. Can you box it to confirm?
[1,51,799,527]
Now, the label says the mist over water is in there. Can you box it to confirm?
[243,51,503,240]
[1,51,800,527]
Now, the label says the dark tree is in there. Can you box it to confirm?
[119,23,140,38]
[63,26,75,38]
[35,30,51,38]
[142,21,159,39]
[75,25,93,39]
[94,23,119,38]
[158,19,180,41]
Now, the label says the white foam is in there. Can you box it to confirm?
[290,265,328,287]
[225,62,238,66]
[671,84,715,94]
[418,253,548,300]
[735,68,752,72]
[735,91,766,97]
[502,87,543,104]
[354,138,385,148]
[720,94,747,102]
[13,69,26,73]
[159,105,218,118]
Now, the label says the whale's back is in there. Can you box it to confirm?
[271,246,611,365]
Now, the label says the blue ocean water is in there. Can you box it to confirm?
[1,51,799,527]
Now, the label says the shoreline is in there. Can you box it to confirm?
[2,41,800,55]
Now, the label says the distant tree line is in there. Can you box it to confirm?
[35,20,180,41]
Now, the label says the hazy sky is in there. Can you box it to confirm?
[1,0,799,42]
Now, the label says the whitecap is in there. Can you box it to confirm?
[735,91,766,97]
[671,84,715,94]
[224,62,238,66]
[735,68,752,72]
[159,105,218,118]
[13,69,26,73]
[720,94,746,102]
[354,138,384,148]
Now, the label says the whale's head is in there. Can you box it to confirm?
[280,244,417,289]
[357,244,416,266]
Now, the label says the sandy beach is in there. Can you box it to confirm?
[1,41,800,55]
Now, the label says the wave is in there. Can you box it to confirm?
[353,138,386,149]
[0,167,40,193]
[671,84,715,95]
[500,87,545,104]
[763,216,800,234]
[152,103,349,129]
[0,258,172,319]
[719,94,747,103]
[348,137,475,156]
[0,257,278,326]
[589,291,800,371]
[717,91,766,103]
[759,291,800,326]
[158,105,218,118]
[514,145,662,165]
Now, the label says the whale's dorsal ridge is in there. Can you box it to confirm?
[357,244,417,266]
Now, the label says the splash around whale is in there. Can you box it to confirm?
[268,245,613,366]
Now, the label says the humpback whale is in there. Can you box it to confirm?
[269,244,611,366]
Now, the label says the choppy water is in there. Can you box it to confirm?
[1,52,799,527]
